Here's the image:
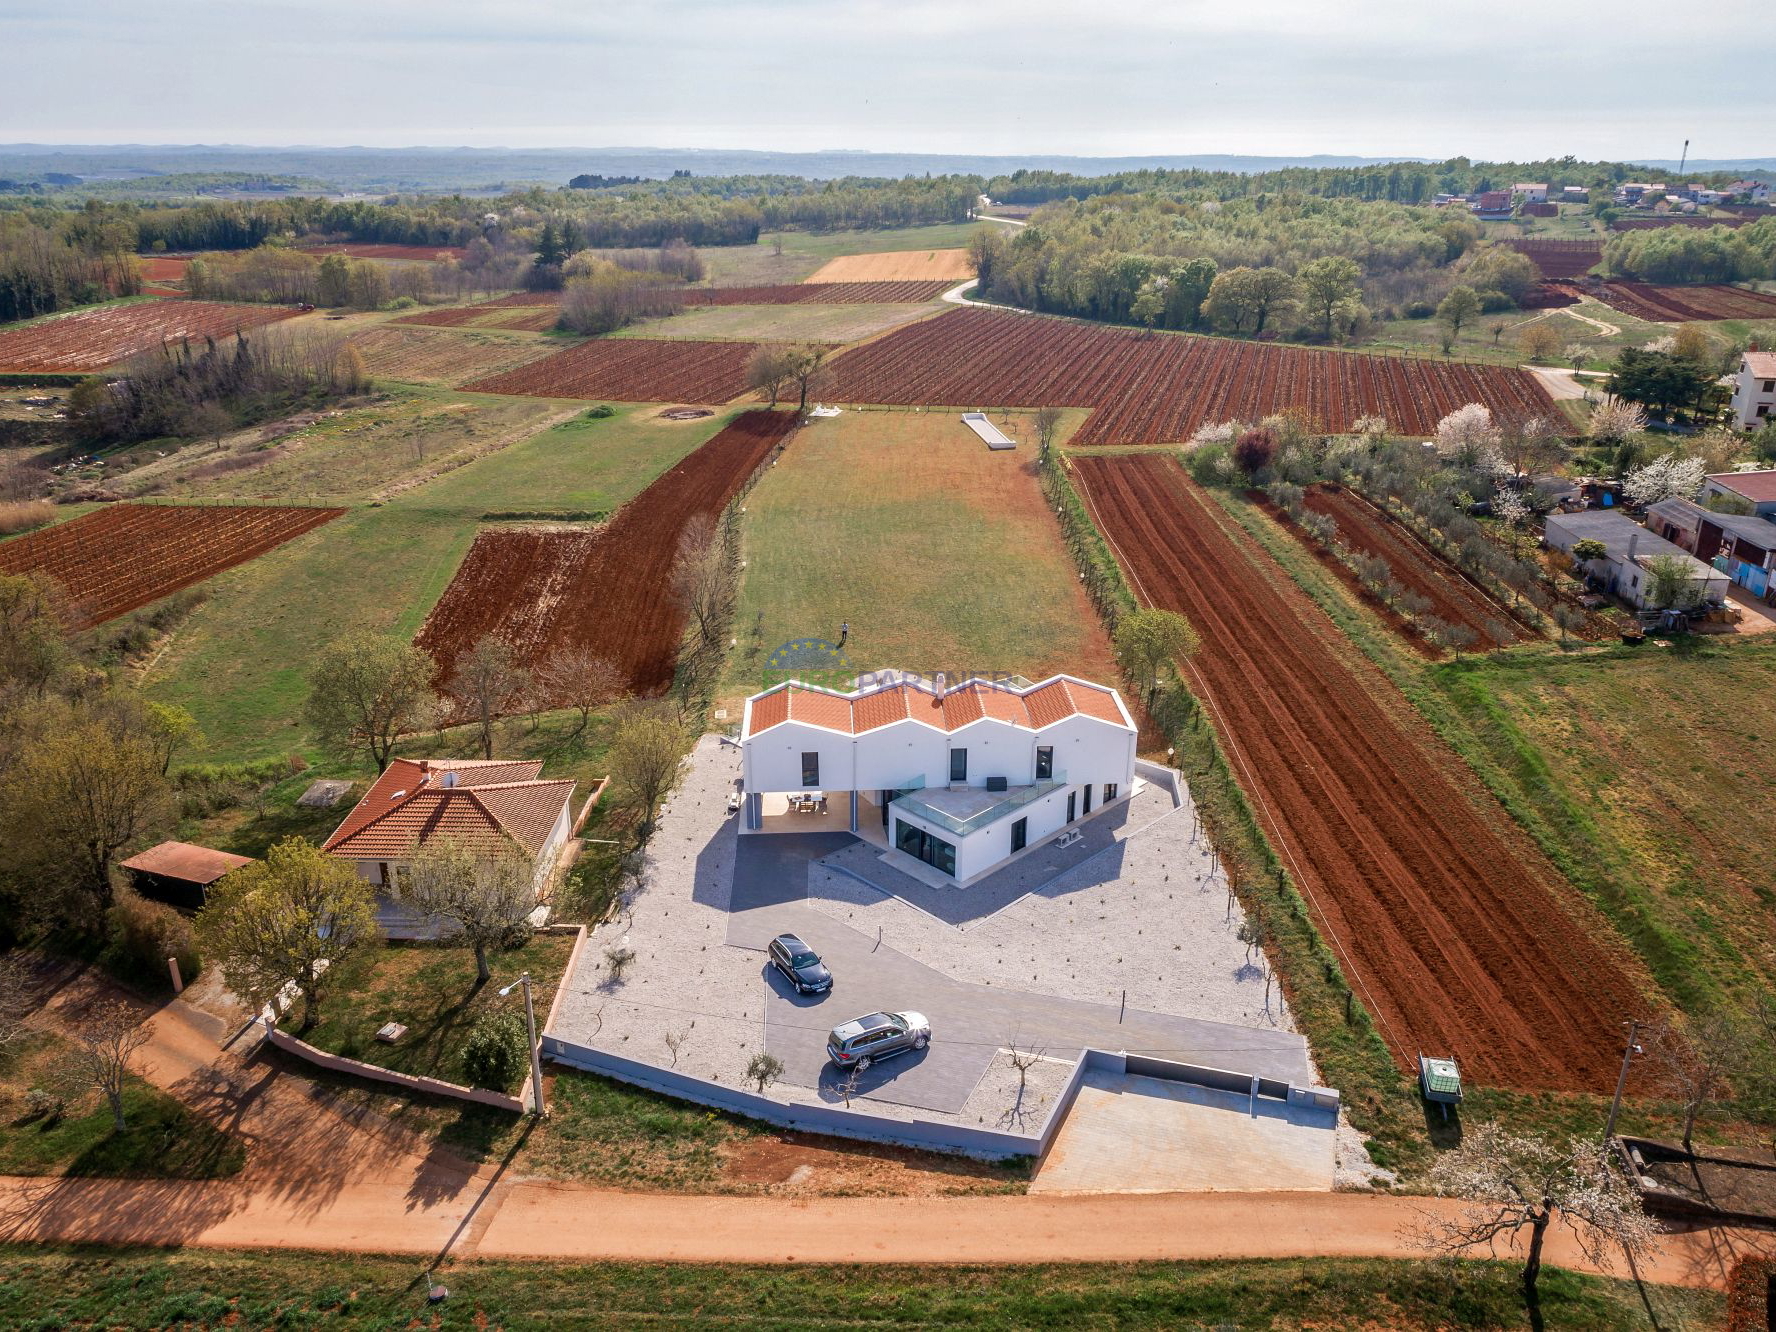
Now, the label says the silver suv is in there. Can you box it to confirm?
[826,1011,931,1070]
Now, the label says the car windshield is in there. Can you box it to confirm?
[791,952,819,967]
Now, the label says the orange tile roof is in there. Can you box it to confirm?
[742,674,1132,738]
[323,758,573,861]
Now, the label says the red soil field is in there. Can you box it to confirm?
[1501,239,1602,282]
[137,256,190,282]
[1073,453,1652,1092]
[1298,484,1528,648]
[679,281,951,306]
[1590,282,1776,322]
[463,338,796,403]
[302,243,468,261]
[395,303,561,332]
[0,300,302,373]
[416,410,798,700]
[823,308,1557,443]
[0,503,342,628]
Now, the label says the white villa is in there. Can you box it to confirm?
[740,671,1138,884]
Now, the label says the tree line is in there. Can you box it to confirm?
[0,205,142,322]
[1603,218,1776,283]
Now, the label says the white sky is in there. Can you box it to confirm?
[2,0,1771,160]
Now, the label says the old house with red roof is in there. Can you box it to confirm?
[322,758,575,936]
[740,671,1136,884]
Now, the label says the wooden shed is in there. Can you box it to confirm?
[121,841,253,911]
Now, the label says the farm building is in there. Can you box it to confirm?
[1545,509,1728,609]
[1646,497,1776,599]
[740,671,1137,885]
[1561,185,1590,203]
[121,841,253,911]
[1729,353,1776,431]
[1512,183,1549,204]
[1470,190,1513,219]
[1702,468,1776,517]
[322,758,574,938]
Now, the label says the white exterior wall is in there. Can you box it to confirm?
[1730,362,1776,431]
[1701,474,1776,518]
[889,780,1132,882]
[743,712,1136,800]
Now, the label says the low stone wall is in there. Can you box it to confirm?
[266,1026,524,1114]
[540,1034,1337,1161]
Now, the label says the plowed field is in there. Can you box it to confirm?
[348,325,558,386]
[1299,484,1529,649]
[395,304,560,332]
[1590,282,1776,322]
[302,243,468,261]
[1073,453,1650,1092]
[1502,239,1603,282]
[0,503,342,627]
[680,281,951,306]
[416,409,797,698]
[807,249,975,283]
[0,300,303,372]
[463,338,794,403]
[824,309,1557,442]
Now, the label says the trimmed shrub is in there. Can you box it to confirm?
[461,1012,529,1092]
[103,888,201,991]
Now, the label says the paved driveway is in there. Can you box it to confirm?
[726,833,1311,1114]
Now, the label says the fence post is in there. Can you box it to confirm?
[167,956,184,993]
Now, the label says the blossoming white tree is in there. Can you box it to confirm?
[1625,453,1706,507]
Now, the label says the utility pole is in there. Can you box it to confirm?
[499,971,547,1118]
[1677,139,1689,179]
[1603,1019,1645,1145]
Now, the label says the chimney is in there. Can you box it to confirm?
[1628,531,1640,563]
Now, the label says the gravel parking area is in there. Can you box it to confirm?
[549,737,1310,1132]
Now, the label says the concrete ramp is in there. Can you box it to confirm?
[961,411,1016,449]
[1033,1068,1337,1194]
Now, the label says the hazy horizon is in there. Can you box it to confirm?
[5,0,1770,161]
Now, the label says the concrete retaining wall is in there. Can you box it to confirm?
[540,1035,1338,1160]
[266,1027,524,1114]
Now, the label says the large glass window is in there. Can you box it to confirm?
[1011,817,1027,854]
[1035,746,1053,780]
[949,748,968,783]
[1105,783,1118,803]
[801,752,819,786]
[895,819,957,877]
[1066,791,1077,823]
[1082,784,1093,815]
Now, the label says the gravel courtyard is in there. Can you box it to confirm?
[548,736,1309,1132]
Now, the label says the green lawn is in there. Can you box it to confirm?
[0,1247,1727,1330]
[1357,300,1668,371]
[726,407,1118,697]
[287,933,575,1093]
[0,1032,243,1180]
[141,401,735,762]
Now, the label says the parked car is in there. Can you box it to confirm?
[768,932,832,995]
[827,1010,930,1070]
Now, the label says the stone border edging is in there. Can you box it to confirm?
[265,1026,524,1114]
[540,1032,1338,1162]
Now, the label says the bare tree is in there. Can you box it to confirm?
[663,1025,690,1068]
[1415,1123,1659,1312]
[537,649,625,738]
[603,944,636,982]
[785,342,830,412]
[396,835,537,985]
[1034,406,1064,458]
[835,1062,863,1107]
[1004,1038,1047,1126]
[0,953,35,1050]
[449,635,527,760]
[745,343,798,405]
[670,513,732,658]
[1653,1013,1745,1155]
[69,1000,152,1132]
[607,701,686,839]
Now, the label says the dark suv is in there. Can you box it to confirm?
[768,932,833,995]
[826,1011,931,1070]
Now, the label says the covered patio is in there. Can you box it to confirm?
[743,788,890,844]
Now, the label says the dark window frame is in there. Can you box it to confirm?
[800,751,820,786]
[1011,817,1027,854]
[1104,783,1118,803]
[949,748,968,783]
[1035,745,1053,780]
